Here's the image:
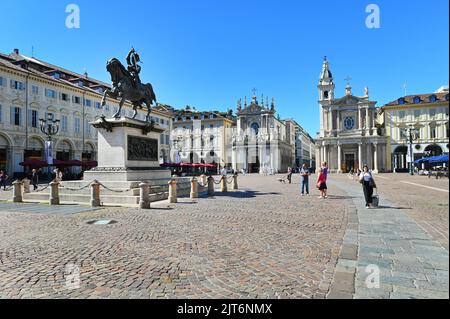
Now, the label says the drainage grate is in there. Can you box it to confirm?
[87,219,118,225]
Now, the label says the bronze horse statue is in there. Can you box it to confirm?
[101,58,156,121]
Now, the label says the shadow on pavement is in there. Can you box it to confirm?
[202,191,281,199]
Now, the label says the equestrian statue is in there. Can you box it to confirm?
[101,48,157,122]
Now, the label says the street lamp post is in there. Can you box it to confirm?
[400,124,420,176]
[39,113,60,175]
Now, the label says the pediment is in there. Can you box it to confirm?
[333,95,362,106]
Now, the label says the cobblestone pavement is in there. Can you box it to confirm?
[0,175,349,299]
[328,174,449,299]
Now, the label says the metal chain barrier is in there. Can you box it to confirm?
[60,182,93,191]
[98,182,133,193]
[213,176,224,185]
[227,176,234,184]
[34,183,51,193]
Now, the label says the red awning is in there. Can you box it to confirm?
[82,160,98,167]
[20,159,47,168]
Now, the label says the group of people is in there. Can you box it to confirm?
[292,162,377,208]
[0,168,64,192]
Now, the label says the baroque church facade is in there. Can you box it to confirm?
[231,95,296,173]
[315,58,388,173]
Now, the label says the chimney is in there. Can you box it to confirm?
[13,48,20,55]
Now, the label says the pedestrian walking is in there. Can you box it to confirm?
[359,165,377,209]
[53,168,63,182]
[0,170,8,190]
[287,167,293,184]
[31,169,39,191]
[300,164,311,196]
[316,168,328,199]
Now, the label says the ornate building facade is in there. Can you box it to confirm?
[315,58,388,173]
[0,49,172,177]
[231,95,297,173]
[381,87,449,172]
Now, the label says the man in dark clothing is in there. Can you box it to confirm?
[300,164,311,196]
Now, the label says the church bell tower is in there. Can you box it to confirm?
[318,56,335,137]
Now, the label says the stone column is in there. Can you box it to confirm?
[233,174,238,190]
[190,177,198,199]
[373,144,379,174]
[200,174,207,186]
[168,179,177,203]
[329,109,333,133]
[22,178,31,194]
[139,182,150,209]
[366,108,370,131]
[91,180,101,207]
[207,176,215,196]
[12,180,23,203]
[221,176,228,193]
[49,181,60,205]
[358,143,363,170]
[337,144,342,173]
[358,108,362,129]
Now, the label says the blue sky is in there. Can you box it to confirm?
[1,0,448,135]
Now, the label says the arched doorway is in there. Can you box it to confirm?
[82,143,95,161]
[393,145,408,172]
[24,137,45,161]
[424,144,443,157]
[56,140,72,161]
[0,134,10,172]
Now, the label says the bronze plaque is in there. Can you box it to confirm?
[127,136,158,161]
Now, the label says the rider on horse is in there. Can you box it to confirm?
[126,47,142,88]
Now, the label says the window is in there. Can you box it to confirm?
[72,96,81,104]
[11,80,25,90]
[413,96,421,104]
[60,93,69,101]
[399,111,406,120]
[31,110,38,128]
[429,109,436,118]
[430,126,437,139]
[0,76,5,87]
[32,85,39,95]
[45,89,57,99]
[61,115,68,132]
[398,98,406,105]
[414,109,421,119]
[429,95,437,103]
[323,91,329,99]
[105,105,110,111]
[74,118,81,133]
[95,102,102,109]
[344,116,355,130]
[12,107,22,126]
[85,99,92,107]
[85,120,91,135]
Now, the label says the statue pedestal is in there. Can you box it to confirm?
[84,117,171,184]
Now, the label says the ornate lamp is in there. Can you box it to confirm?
[39,113,60,141]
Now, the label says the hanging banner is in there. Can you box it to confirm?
[45,141,53,165]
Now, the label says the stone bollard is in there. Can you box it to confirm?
[12,180,23,203]
[233,174,238,190]
[207,176,215,196]
[139,183,150,209]
[22,178,31,194]
[49,181,60,205]
[221,176,228,193]
[200,174,207,186]
[90,180,101,207]
[168,179,178,203]
[190,177,198,199]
